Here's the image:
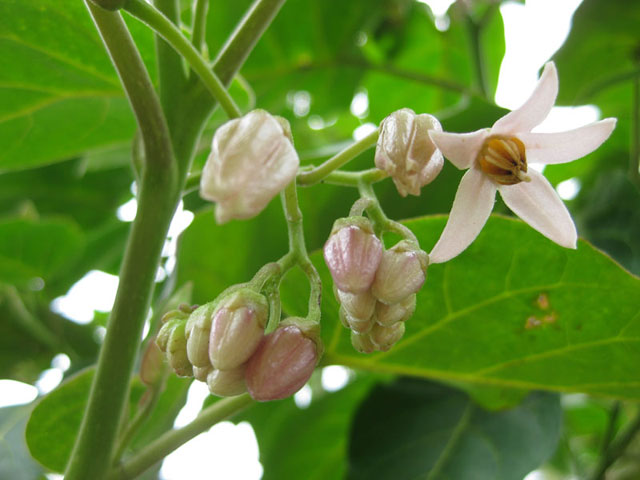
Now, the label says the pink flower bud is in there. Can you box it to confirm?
[350,331,377,354]
[336,288,377,321]
[207,366,247,397]
[245,320,320,401]
[208,290,268,371]
[370,322,405,351]
[323,218,383,293]
[375,108,443,197]
[340,305,374,334]
[372,240,428,305]
[200,110,300,224]
[375,294,417,327]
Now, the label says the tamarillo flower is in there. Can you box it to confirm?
[428,62,616,264]
[375,108,444,196]
[200,109,299,224]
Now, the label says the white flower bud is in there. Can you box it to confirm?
[375,108,443,197]
[200,110,300,223]
[372,240,428,305]
[375,294,416,327]
[369,322,405,351]
[207,366,247,397]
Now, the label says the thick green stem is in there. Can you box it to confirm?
[297,129,379,186]
[590,410,640,480]
[465,15,488,100]
[153,0,187,127]
[108,394,254,480]
[317,168,388,187]
[191,0,209,52]
[124,0,242,118]
[65,5,177,479]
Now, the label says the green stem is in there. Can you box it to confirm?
[318,168,388,187]
[357,180,418,243]
[65,5,177,479]
[590,410,640,480]
[600,402,621,456]
[297,129,379,186]
[191,0,209,52]
[630,73,640,190]
[153,0,187,128]
[124,0,242,118]
[465,14,487,100]
[108,394,254,480]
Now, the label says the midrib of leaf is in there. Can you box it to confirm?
[425,402,474,480]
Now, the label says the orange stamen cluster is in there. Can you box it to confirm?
[477,135,530,185]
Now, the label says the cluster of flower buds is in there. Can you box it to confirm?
[156,288,322,401]
[375,108,443,197]
[323,217,428,353]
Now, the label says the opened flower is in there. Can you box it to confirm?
[428,62,616,264]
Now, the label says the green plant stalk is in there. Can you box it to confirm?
[191,0,209,51]
[124,0,242,119]
[590,410,640,480]
[153,0,187,128]
[108,394,254,479]
[66,6,178,479]
[357,180,418,243]
[465,14,488,100]
[297,128,379,185]
[319,168,388,187]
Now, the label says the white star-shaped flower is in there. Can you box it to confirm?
[428,62,616,264]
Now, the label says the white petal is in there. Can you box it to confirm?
[428,129,489,169]
[492,62,558,135]
[498,170,577,249]
[519,118,617,165]
[429,168,497,264]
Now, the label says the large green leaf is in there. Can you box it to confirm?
[0,405,44,480]
[0,217,85,287]
[238,376,375,480]
[348,379,562,480]
[281,215,640,400]
[0,1,155,171]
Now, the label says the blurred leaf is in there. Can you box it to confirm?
[238,376,375,480]
[348,378,562,480]
[0,218,84,287]
[0,1,155,171]
[26,368,95,473]
[0,405,44,480]
[282,215,640,400]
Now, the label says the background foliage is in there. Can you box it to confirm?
[0,0,638,479]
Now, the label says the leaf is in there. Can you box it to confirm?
[0,217,85,287]
[348,378,562,480]
[26,368,95,473]
[0,405,44,480]
[0,1,155,171]
[281,215,640,400]
[238,376,375,480]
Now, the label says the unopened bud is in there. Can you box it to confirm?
[193,365,212,382]
[370,322,405,351]
[166,321,193,377]
[185,303,216,368]
[375,108,443,197]
[336,288,376,321]
[375,294,416,327]
[200,110,300,224]
[323,218,383,294]
[350,331,377,354]
[207,366,247,397]
[245,319,320,401]
[372,240,428,305]
[140,340,165,386]
[208,290,268,370]
[340,305,374,334]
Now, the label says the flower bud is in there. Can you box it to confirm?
[375,294,416,327]
[185,302,216,368]
[140,340,165,386]
[323,217,383,294]
[370,322,405,351]
[245,319,320,401]
[339,305,374,334]
[375,108,443,197]
[193,365,212,382]
[166,321,193,377]
[207,366,247,397]
[200,110,300,224]
[208,290,268,370]
[336,288,377,321]
[350,331,377,354]
[372,240,428,305]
